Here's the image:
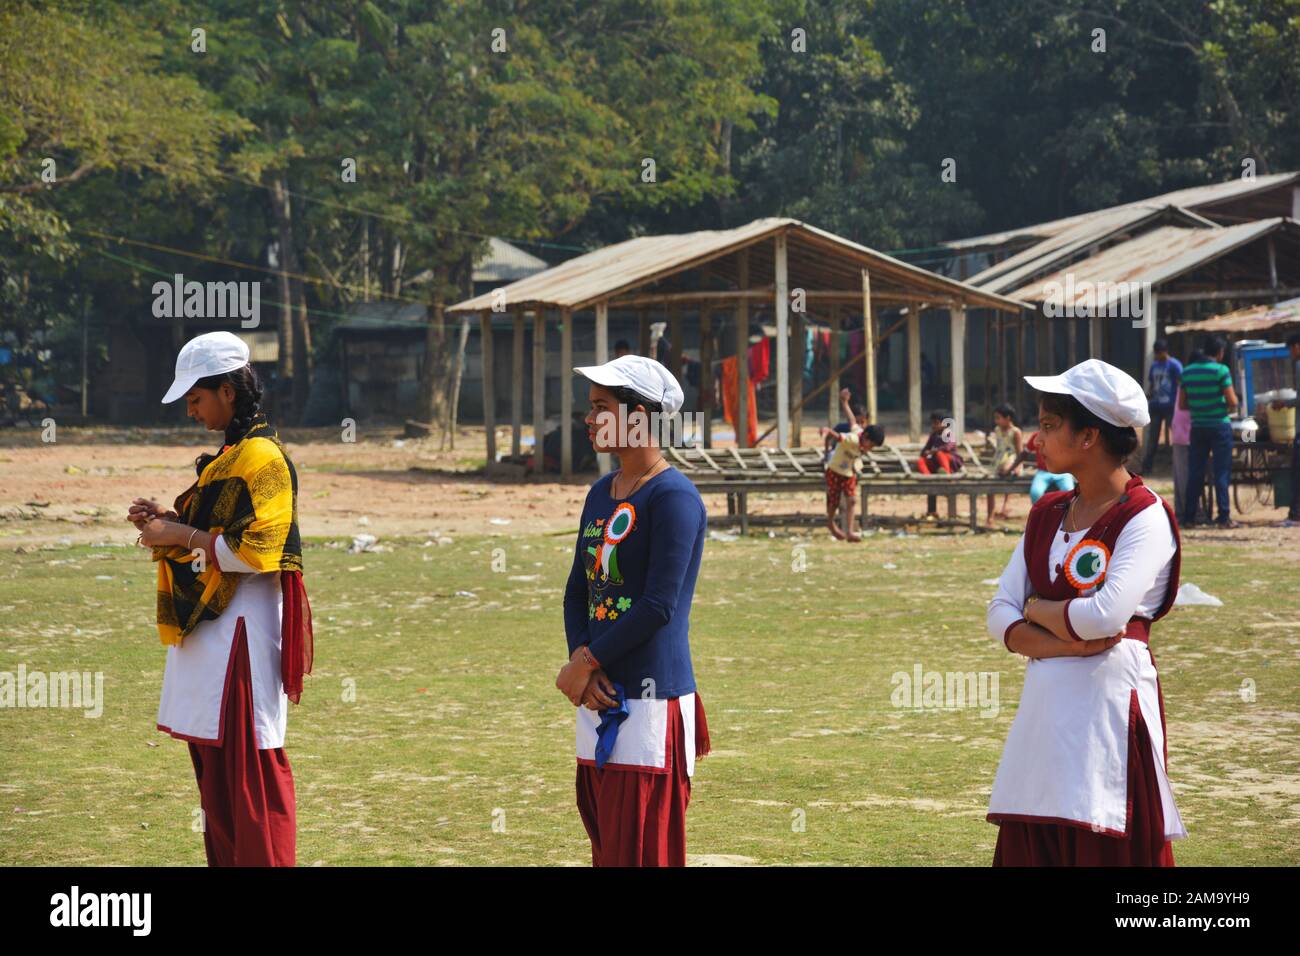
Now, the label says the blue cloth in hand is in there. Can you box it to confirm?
[594,681,628,769]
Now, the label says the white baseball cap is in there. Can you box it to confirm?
[1024,359,1150,428]
[573,354,684,418]
[162,331,250,403]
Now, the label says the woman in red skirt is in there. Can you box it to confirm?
[986,359,1186,866]
[557,355,710,867]
[131,332,312,867]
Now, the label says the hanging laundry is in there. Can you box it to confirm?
[721,355,758,447]
[747,337,770,384]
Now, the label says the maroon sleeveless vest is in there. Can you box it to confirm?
[1023,474,1181,631]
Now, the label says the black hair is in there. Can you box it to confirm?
[607,383,663,416]
[1201,335,1226,359]
[192,363,264,475]
[929,408,950,423]
[849,401,866,419]
[993,403,1017,425]
[613,339,632,352]
[862,424,885,447]
[1038,392,1138,460]
[1153,338,1168,352]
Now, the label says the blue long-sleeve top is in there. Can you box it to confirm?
[562,465,707,699]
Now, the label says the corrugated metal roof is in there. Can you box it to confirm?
[1167,296,1300,335]
[449,218,1025,314]
[472,237,549,283]
[1008,219,1291,309]
[947,171,1300,251]
[968,205,1216,293]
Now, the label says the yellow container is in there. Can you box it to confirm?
[1267,405,1296,442]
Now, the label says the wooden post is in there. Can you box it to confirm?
[1015,314,1026,413]
[560,307,572,479]
[1141,292,1158,385]
[700,309,714,447]
[774,232,790,447]
[1268,236,1279,302]
[996,312,1006,404]
[511,312,523,458]
[532,310,546,473]
[1089,314,1103,360]
[907,303,922,442]
[1066,316,1077,368]
[737,250,750,448]
[950,305,966,443]
[480,309,497,467]
[863,270,877,424]
[670,306,683,381]
[595,301,610,474]
[828,303,841,423]
[983,312,993,425]
[792,305,805,446]
[638,310,650,356]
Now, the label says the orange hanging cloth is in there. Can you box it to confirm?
[720,356,758,447]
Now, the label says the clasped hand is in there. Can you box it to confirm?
[555,647,619,710]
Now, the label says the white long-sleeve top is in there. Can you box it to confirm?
[987,496,1176,646]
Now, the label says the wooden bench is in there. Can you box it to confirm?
[666,442,1034,533]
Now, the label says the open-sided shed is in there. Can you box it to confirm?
[449,217,1025,477]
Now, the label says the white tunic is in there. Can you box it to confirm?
[156,536,288,750]
[576,694,698,777]
[985,496,1187,839]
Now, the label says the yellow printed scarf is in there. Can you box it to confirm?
[154,417,303,645]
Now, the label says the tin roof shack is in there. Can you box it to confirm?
[930,174,1300,418]
[1004,218,1300,392]
[449,217,1024,479]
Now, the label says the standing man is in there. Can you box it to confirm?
[1141,339,1182,474]
[1180,336,1239,528]
[1278,333,1300,528]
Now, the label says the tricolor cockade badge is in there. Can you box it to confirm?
[592,502,636,586]
[1064,538,1110,590]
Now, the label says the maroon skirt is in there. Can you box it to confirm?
[992,695,1174,866]
[186,619,296,867]
[575,693,711,867]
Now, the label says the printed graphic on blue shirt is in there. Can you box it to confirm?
[582,502,637,623]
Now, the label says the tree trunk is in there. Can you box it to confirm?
[266,172,296,421]
[444,314,470,450]
[421,268,452,432]
[292,278,312,420]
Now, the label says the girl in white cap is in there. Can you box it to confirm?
[127,331,312,866]
[985,359,1186,866]
[556,354,711,866]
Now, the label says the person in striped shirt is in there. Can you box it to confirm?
[1178,336,1239,528]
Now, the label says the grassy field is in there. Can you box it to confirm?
[1,528,1296,866]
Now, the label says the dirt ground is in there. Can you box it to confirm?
[1,419,1296,552]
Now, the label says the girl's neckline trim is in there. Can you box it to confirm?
[607,463,674,501]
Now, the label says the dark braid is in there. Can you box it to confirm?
[192,364,265,475]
